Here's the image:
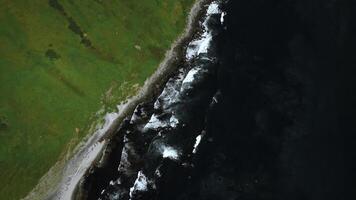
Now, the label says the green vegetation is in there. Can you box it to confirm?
[0,0,194,199]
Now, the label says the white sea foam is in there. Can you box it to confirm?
[193,134,203,154]
[183,68,200,84]
[160,145,180,160]
[129,171,148,198]
[221,12,226,24]
[185,2,222,60]
[144,113,180,130]
[169,115,179,127]
[206,2,221,14]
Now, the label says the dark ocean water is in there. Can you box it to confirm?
[78,0,356,199]
[208,0,355,199]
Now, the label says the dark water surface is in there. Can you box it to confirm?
[78,0,356,199]
[207,0,355,199]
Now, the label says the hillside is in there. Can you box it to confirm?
[0,0,194,199]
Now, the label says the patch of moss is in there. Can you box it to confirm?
[45,49,61,60]
[0,115,8,130]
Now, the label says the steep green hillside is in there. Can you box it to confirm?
[0,0,194,199]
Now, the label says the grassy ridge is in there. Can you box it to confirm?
[0,0,193,199]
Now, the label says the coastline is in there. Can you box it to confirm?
[22,0,212,199]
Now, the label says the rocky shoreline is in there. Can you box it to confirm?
[23,1,217,200]
[75,1,226,199]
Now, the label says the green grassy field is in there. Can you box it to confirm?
[0,0,194,199]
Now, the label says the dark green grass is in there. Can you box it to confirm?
[0,0,194,199]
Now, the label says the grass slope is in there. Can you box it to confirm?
[0,0,193,199]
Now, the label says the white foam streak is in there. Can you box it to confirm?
[193,134,203,154]
[221,12,226,24]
